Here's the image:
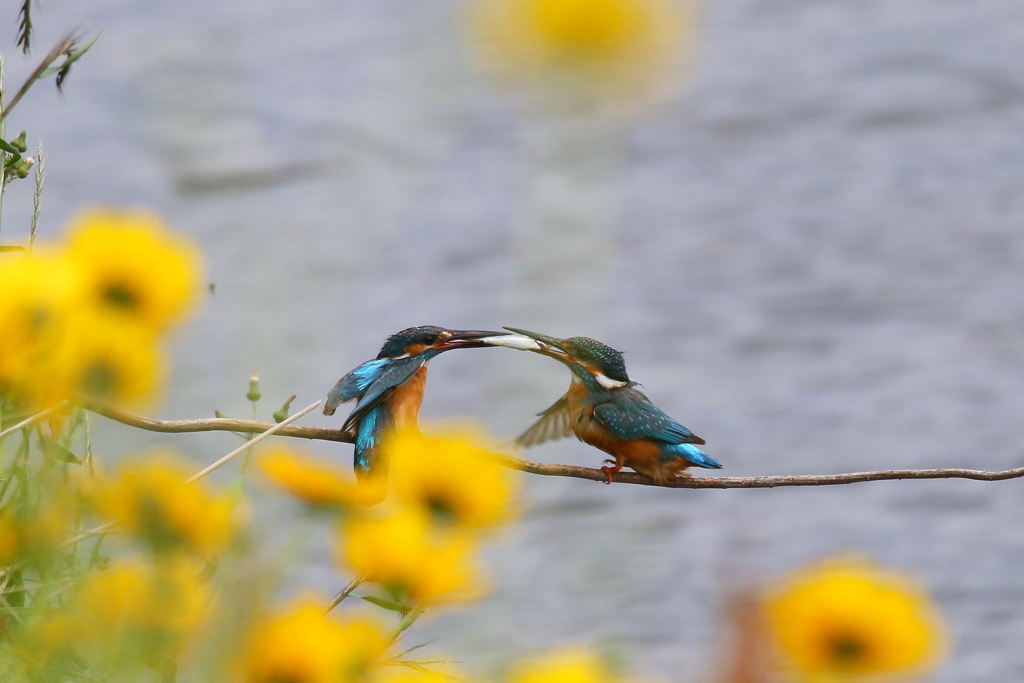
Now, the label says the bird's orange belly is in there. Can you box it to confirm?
[574,414,662,466]
[387,366,427,430]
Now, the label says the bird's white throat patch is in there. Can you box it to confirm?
[595,373,628,389]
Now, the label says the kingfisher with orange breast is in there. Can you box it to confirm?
[484,327,721,483]
[324,326,509,481]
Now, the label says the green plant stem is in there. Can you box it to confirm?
[0,55,6,238]
[240,400,258,473]
[30,140,43,250]
[323,574,366,615]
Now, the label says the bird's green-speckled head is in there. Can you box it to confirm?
[495,327,632,389]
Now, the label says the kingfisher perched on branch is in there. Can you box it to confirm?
[485,327,721,483]
[324,326,509,483]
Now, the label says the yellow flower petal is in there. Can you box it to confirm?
[385,427,520,530]
[241,599,390,683]
[466,0,690,105]
[258,447,386,509]
[65,207,204,332]
[765,557,948,681]
[510,648,611,683]
[93,454,240,556]
[340,508,485,606]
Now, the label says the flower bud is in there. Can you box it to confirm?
[273,395,297,423]
[246,371,262,403]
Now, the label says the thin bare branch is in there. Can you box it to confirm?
[77,401,1024,489]
[77,397,350,442]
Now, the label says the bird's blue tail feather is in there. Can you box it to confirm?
[663,443,722,469]
[354,407,386,476]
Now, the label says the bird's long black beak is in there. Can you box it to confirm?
[434,329,511,350]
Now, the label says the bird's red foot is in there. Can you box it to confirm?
[600,460,623,484]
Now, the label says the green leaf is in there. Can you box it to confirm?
[0,139,20,154]
[361,595,411,613]
[38,33,102,79]
[48,443,82,464]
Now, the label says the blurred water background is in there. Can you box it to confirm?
[4,1,1024,680]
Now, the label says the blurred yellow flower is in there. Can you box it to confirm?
[765,557,947,681]
[372,669,463,683]
[241,600,389,683]
[385,428,519,530]
[75,560,208,638]
[510,648,611,683]
[0,501,75,567]
[28,311,163,407]
[259,447,386,509]
[0,251,81,394]
[65,207,204,332]
[94,454,239,556]
[340,508,484,606]
[467,0,689,106]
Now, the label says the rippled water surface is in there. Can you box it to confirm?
[4,1,1024,680]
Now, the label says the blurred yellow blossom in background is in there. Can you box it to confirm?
[765,556,947,681]
[18,559,209,672]
[259,446,387,509]
[340,508,485,606]
[35,313,163,406]
[65,208,203,332]
[0,487,79,566]
[240,600,389,683]
[510,647,615,683]
[0,207,203,409]
[93,454,240,556]
[385,428,519,530]
[0,252,80,397]
[73,560,208,648]
[466,0,691,108]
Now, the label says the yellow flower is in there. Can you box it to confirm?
[65,207,204,332]
[0,479,81,566]
[385,428,519,530]
[17,559,209,671]
[340,508,485,606]
[75,560,208,638]
[0,506,69,566]
[241,599,389,683]
[765,557,947,681]
[0,251,81,395]
[372,669,464,683]
[466,0,689,105]
[28,311,164,407]
[93,454,239,556]
[510,648,611,683]
[258,446,387,509]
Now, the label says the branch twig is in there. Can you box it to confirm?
[78,400,1024,489]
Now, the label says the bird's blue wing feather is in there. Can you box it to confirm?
[324,359,391,416]
[341,357,426,434]
[592,388,705,445]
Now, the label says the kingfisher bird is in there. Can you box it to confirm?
[324,326,508,483]
[484,327,721,483]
